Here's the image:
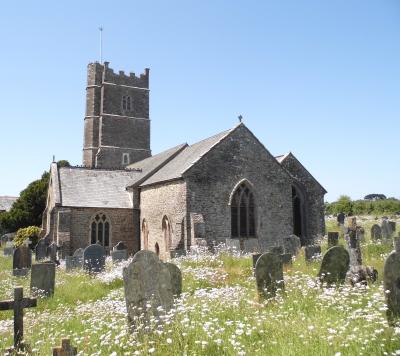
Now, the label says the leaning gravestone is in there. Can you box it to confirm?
[123,250,176,328]
[327,232,339,248]
[371,224,382,240]
[164,262,183,296]
[318,246,350,285]
[255,252,284,299]
[35,238,48,261]
[30,262,56,297]
[283,235,301,256]
[13,246,32,277]
[384,237,400,325]
[83,244,105,273]
[304,245,321,262]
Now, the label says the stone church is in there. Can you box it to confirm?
[42,62,326,260]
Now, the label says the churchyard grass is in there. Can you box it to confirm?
[1,216,400,355]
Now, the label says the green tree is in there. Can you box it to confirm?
[335,195,353,215]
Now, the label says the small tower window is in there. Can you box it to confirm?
[122,153,130,165]
[122,95,132,111]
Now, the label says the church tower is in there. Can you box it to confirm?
[83,62,151,168]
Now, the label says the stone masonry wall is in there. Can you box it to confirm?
[140,181,187,260]
[185,124,293,251]
[280,154,326,242]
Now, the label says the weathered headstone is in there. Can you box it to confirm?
[0,287,37,350]
[348,230,362,267]
[327,232,339,248]
[83,244,105,273]
[13,246,32,277]
[225,238,241,252]
[123,250,175,328]
[35,238,48,261]
[255,253,284,299]
[283,235,301,256]
[242,238,260,254]
[384,236,400,325]
[111,249,128,262]
[382,219,392,240]
[164,262,183,296]
[337,212,345,226]
[318,246,350,285]
[65,256,82,271]
[389,221,396,236]
[304,245,321,262]
[30,262,56,297]
[73,248,84,261]
[371,224,382,240]
[3,241,14,256]
[114,241,127,251]
[47,243,59,264]
[52,338,77,356]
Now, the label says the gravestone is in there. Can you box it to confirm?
[123,250,175,328]
[83,244,105,273]
[114,241,127,251]
[371,224,382,240]
[0,287,37,351]
[283,235,301,256]
[13,246,32,277]
[384,237,400,325]
[30,262,56,297]
[348,230,362,267]
[327,232,339,248]
[65,256,82,271]
[225,238,241,252]
[382,219,392,240]
[242,238,260,254]
[3,241,14,256]
[337,212,345,225]
[35,238,48,261]
[47,243,59,264]
[389,221,396,236]
[73,248,84,262]
[255,252,284,299]
[52,338,77,356]
[318,246,350,285]
[304,245,321,262]
[111,249,128,262]
[164,262,183,296]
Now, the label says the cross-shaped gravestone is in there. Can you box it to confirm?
[52,338,77,356]
[0,287,37,350]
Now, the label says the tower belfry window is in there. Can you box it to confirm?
[122,95,132,111]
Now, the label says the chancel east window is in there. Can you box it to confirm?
[90,213,111,248]
[122,95,132,111]
[231,182,256,238]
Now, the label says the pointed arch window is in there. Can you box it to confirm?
[231,182,256,238]
[162,216,171,252]
[90,213,111,248]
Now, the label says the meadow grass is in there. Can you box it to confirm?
[0,216,399,355]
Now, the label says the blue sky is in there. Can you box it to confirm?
[0,0,399,201]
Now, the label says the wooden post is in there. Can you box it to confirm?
[0,286,37,350]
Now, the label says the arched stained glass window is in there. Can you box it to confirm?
[231,182,256,238]
[90,213,111,248]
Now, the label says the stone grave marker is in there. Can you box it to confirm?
[304,245,321,262]
[114,241,127,250]
[83,244,105,273]
[73,248,84,262]
[327,232,339,248]
[384,236,400,324]
[0,287,37,351]
[123,250,176,328]
[255,252,284,299]
[348,229,362,267]
[225,238,241,252]
[283,235,301,256]
[65,256,82,271]
[30,262,56,297]
[52,338,78,356]
[382,219,392,240]
[47,243,59,265]
[3,241,14,256]
[35,238,48,261]
[337,212,345,226]
[318,246,350,285]
[13,246,32,277]
[389,221,396,236]
[164,262,183,296]
[242,238,260,254]
[371,224,382,240]
[111,249,128,262]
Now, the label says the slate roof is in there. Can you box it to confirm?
[58,167,141,208]
[140,128,233,186]
[0,196,18,212]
